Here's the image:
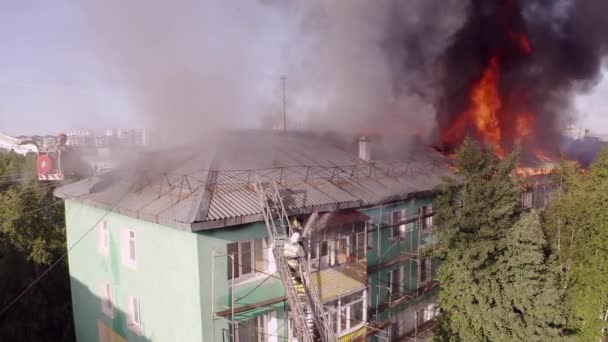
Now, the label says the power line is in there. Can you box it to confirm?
[0,182,57,196]
[235,271,279,303]
[1,200,63,225]
[0,188,131,318]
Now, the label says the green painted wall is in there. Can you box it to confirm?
[66,199,289,342]
[197,221,288,340]
[66,200,206,342]
[65,194,438,342]
[360,196,438,324]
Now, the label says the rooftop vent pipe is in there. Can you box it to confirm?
[359,136,371,162]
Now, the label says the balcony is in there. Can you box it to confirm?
[311,260,367,303]
[372,281,439,315]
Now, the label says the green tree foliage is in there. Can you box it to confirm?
[433,138,567,341]
[544,149,608,341]
[0,153,74,341]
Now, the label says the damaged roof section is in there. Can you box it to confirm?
[55,130,455,231]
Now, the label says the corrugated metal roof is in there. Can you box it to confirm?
[55,130,455,231]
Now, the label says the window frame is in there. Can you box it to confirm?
[325,290,367,337]
[122,228,137,269]
[98,220,109,256]
[390,210,402,237]
[420,204,433,231]
[388,266,402,296]
[354,231,367,260]
[367,219,374,250]
[310,239,329,271]
[227,238,271,283]
[232,311,277,342]
[329,237,349,267]
[523,190,533,208]
[127,296,142,333]
[418,256,432,285]
[100,282,114,318]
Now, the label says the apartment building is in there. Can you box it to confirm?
[55,131,453,342]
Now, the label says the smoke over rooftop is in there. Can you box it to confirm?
[434,0,608,160]
[81,0,608,159]
[80,1,463,149]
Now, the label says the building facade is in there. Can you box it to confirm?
[57,131,452,342]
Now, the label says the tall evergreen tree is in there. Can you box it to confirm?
[433,138,567,341]
[544,149,608,341]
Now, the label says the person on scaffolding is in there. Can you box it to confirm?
[283,218,304,282]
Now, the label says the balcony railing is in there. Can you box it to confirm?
[371,281,440,315]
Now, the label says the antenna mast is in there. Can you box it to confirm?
[281,75,287,131]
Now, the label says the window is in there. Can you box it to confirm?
[326,290,366,336]
[391,322,399,341]
[353,232,366,260]
[315,240,329,270]
[127,296,142,332]
[254,238,268,272]
[523,190,533,208]
[420,204,433,231]
[101,283,113,318]
[419,257,431,284]
[122,229,136,268]
[416,308,425,326]
[232,312,277,342]
[388,267,402,296]
[320,240,329,258]
[97,221,109,256]
[241,241,252,275]
[227,238,270,282]
[391,211,402,237]
[227,242,239,279]
[366,218,374,247]
[416,303,439,328]
[330,238,349,266]
[396,310,411,337]
[425,303,439,321]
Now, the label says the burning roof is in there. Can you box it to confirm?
[55,130,455,231]
[435,0,608,163]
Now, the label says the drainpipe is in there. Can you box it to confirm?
[376,203,383,319]
[231,254,236,340]
[212,249,216,342]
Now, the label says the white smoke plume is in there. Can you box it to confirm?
[81,0,466,148]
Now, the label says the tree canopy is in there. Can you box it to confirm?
[0,152,74,341]
[544,149,608,341]
[433,138,568,341]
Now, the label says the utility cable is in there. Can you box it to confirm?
[0,182,58,197]
[1,200,63,225]
[234,271,279,303]
[0,188,131,318]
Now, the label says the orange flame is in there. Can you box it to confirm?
[438,3,550,163]
[532,148,554,162]
[443,56,505,157]
[441,52,542,160]
[515,112,534,138]
[509,31,532,54]
[515,166,553,177]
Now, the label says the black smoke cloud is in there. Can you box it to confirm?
[434,0,608,156]
[80,0,608,159]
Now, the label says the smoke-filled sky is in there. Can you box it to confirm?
[0,0,606,138]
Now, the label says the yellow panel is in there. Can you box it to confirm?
[97,320,127,342]
[311,260,367,302]
[339,325,367,342]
